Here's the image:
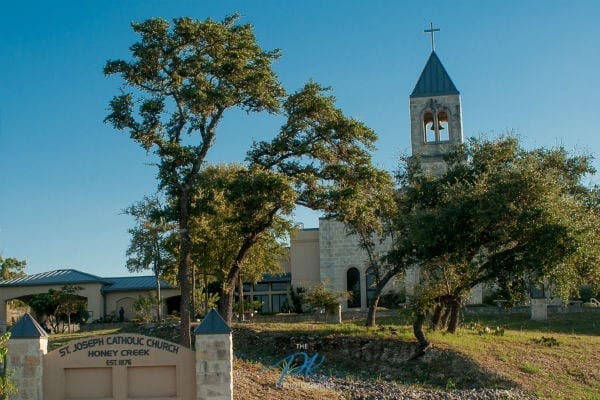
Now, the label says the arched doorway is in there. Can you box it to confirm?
[346,268,361,308]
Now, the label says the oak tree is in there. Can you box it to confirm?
[189,164,295,323]
[105,14,284,346]
[392,136,600,351]
[0,255,26,281]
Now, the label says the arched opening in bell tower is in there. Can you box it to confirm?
[437,110,449,141]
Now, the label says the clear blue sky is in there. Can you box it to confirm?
[1,1,599,277]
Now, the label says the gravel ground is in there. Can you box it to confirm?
[304,374,539,400]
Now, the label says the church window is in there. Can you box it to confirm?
[437,110,449,141]
[346,268,361,308]
[253,283,269,292]
[271,294,289,313]
[423,112,436,143]
[366,267,376,307]
[271,282,288,291]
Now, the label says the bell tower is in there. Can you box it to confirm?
[410,24,463,177]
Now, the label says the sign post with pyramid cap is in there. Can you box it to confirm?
[6,313,48,400]
[195,308,233,400]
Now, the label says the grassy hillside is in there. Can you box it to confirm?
[48,310,600,399]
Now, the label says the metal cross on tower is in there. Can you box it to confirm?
[424,22,440,51]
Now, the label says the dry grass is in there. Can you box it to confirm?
[234,311,600,400]
[46,311,600,400]
[233,359,343,400]
[433,329,600,399]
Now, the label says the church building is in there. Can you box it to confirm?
[282,39,467,311]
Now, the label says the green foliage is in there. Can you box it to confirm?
[464,322,505,336]
[393,136,600,310]
[190,164,296,284]
[303,283,348,313]
[0,255,26,281]
[28,290,56,319]
[286,286,305,314]
[187,163,296,322]
[133,293,160,322]
[248,81,382,216]
[105,13,286,345]
[379,288,407,308]
[233,299,263,315]
[577,284,599,302]
[0,332,16,399]
[195,291,220,318]
[482,289,502,306]
[125,196,177,321]
[519,362,542,375]
[107,13,390,337]
[125,196,177,279]
[28,285,87,333]
[530,336,560,347]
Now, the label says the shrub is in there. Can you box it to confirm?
[380,288,407,308]
[133,293,159,322]
[578,285,599,302]
[303,283,348,313]
[531,336,560,347]
[286,286,305,314]
[0,332,16,398]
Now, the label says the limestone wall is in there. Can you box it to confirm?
[6,337,47,399]
[195,333,233,400]
[319,219,402,310]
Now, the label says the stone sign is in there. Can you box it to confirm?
[44,333,195,400]
[8,310,233,400]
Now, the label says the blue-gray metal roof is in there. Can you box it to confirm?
[101,276,176,293]
[9,313,48,338]
[0,269,108,287]
[260,273,291,283]
[411,51,459,98]
[0,269,177,293]
[194,308,231,335]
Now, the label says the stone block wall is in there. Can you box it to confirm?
[319,219,403,310]
[6,337,47,399]
[195,333,233,400]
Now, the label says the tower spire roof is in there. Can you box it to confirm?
[410,51,459,98]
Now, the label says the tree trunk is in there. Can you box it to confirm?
[203,273,209,315]
[365,295,380,327]
[238,275,245,322]
[447,298,461,333]
[430,303,443,330]
[413,313,429,348]
[191,263,196,320]
[220,286,236,325]
[154,241,162,322]
[365,272,395,327]
[440,305,452,330]
[178,193,192,348]
[219,262,242,324]
[220,236,257,324]
[155,273,162,322]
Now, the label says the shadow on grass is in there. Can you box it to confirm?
[360,308,600,336]
[461,310,600,336]
[233,327,516,390]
